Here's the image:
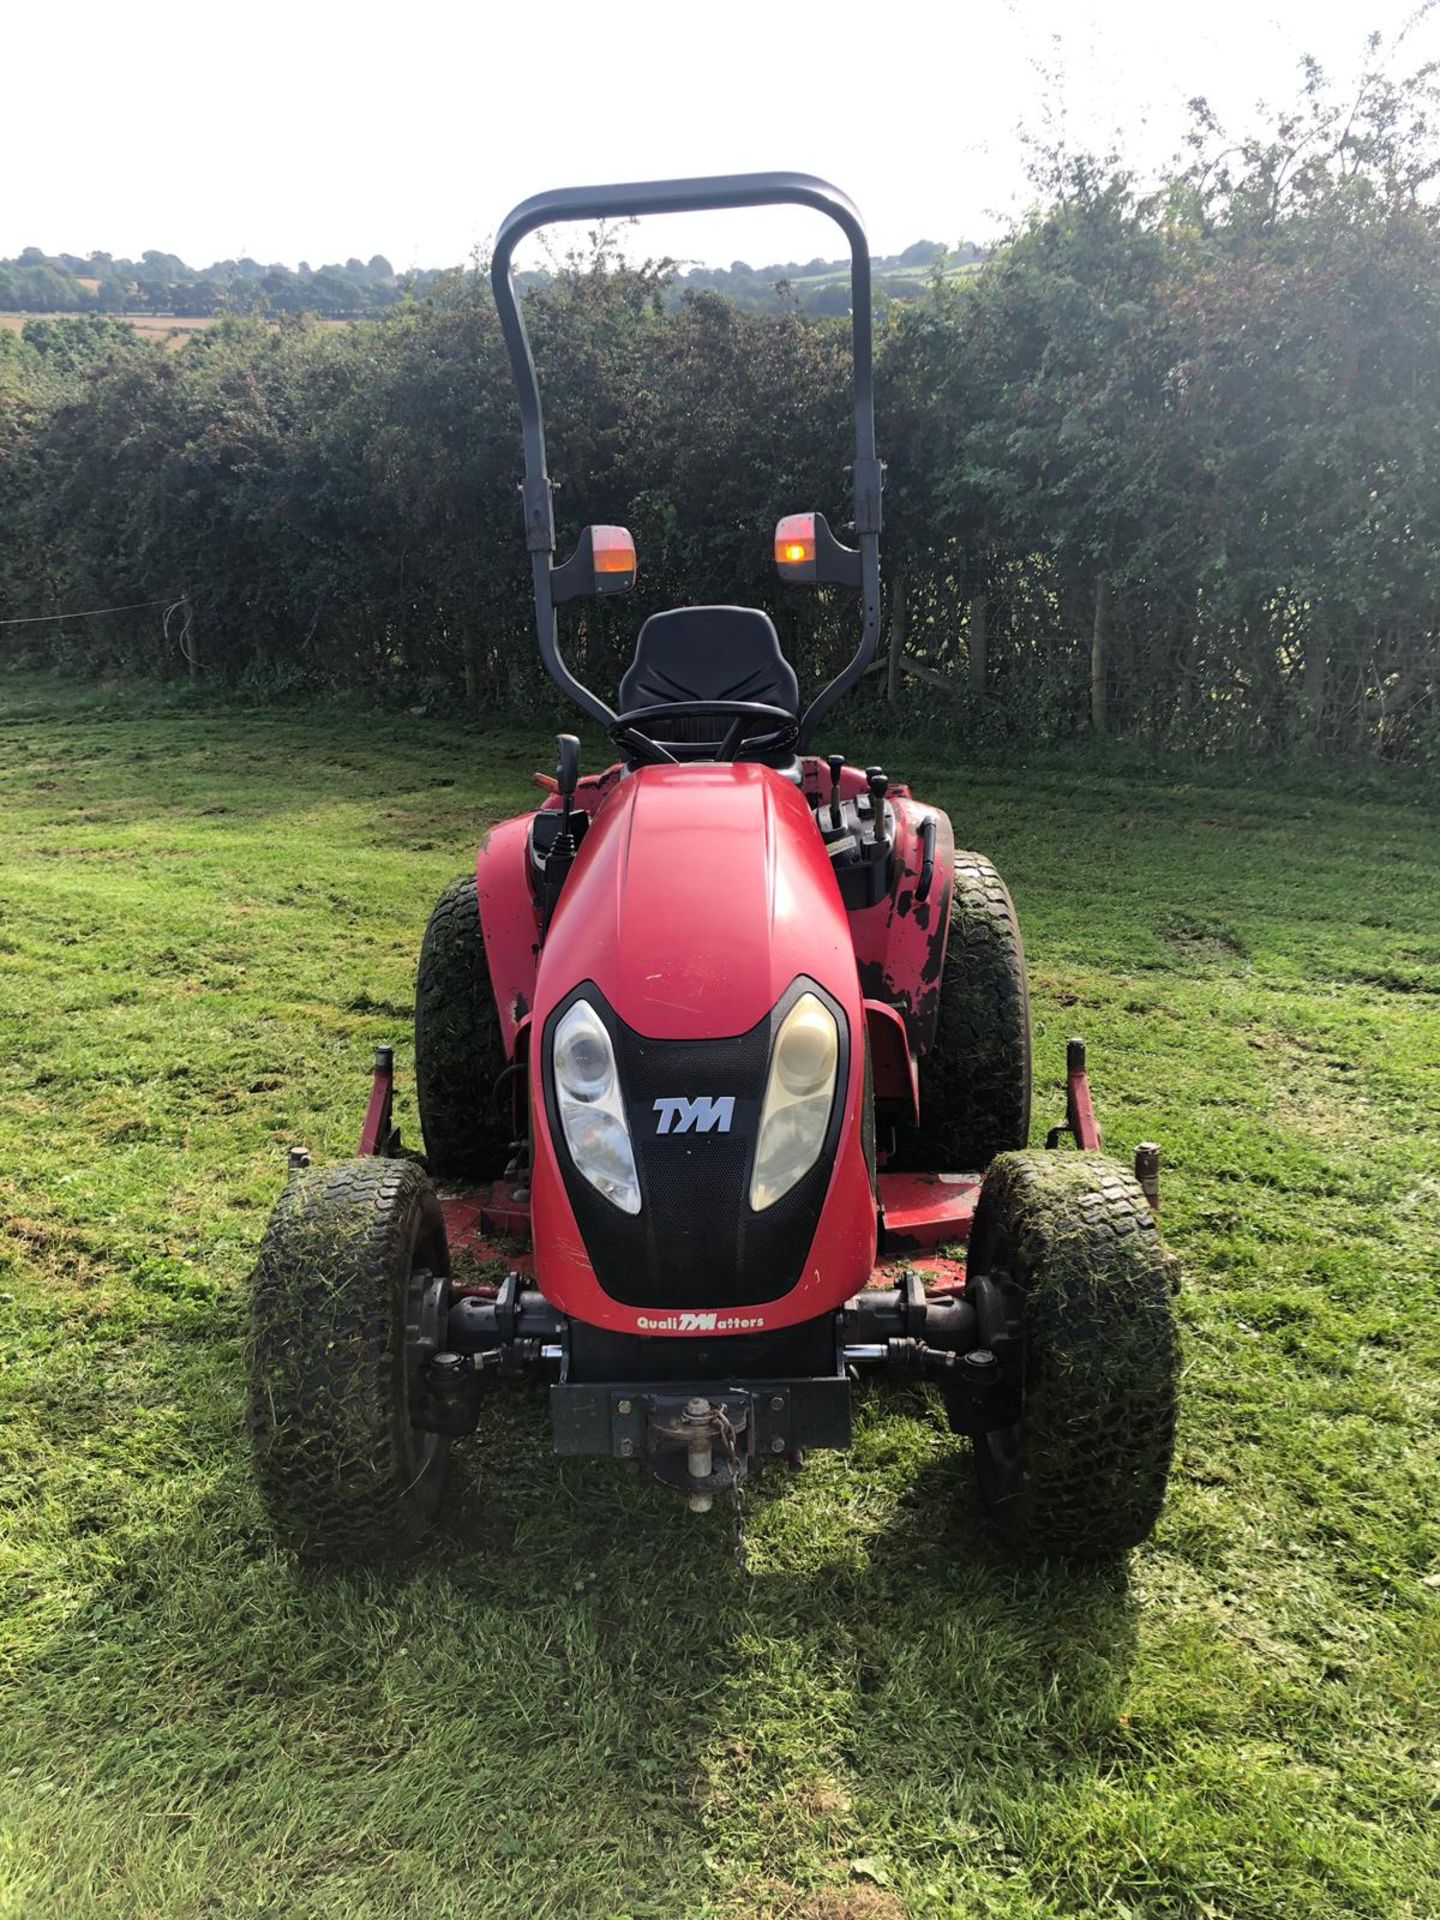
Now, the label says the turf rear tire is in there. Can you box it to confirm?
[893,852,1031,1171]
[966,1150,1179,1558]
[249,1157,451,1559]
[415,871,510,1182]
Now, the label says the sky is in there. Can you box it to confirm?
[5,0,1435,274]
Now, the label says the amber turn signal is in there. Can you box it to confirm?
[774,513,818,582]
[591,525,637,579]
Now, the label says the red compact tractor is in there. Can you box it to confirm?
[249,174,1179,1563]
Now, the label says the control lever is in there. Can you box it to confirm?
[826,754,844,830]
[866,767,889,843]
[538,734,582,943]
[554,734,581,852]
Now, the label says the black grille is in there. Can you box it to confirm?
[543,983,847,1311]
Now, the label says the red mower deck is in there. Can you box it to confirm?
[353,1035,1137,1316]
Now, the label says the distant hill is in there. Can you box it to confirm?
[0,240,987,321]
[663,240,986,312]
[0,249,424,319]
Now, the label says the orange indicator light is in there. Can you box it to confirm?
[774,513,817,576]
[592,525,636,575]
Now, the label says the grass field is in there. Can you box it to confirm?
[0,313,224,345]
[1,672,1437,1920]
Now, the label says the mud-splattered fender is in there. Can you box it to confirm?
[852,795,955,1060]
[796,758,956,1061]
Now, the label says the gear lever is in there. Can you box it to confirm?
[827,754,845,830]
[866,766,888,843]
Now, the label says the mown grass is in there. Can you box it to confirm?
[1,671,1437,1920]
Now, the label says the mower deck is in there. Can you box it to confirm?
[355,1033,1117,1311]
[436,1171,977,1297]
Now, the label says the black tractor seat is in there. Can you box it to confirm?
[617,606,800,767]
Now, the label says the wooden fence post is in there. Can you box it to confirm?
[1302,611,1327,748]
[968,594,988,700]
[886,568,907,703]
[1090,572,1110,734]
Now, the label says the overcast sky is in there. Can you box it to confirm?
[6,0,1434,274]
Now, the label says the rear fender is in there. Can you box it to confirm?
[861,793,955,1058]
[475,817,540,1062]
[797,759,955,1058]
[477,767,631,1063]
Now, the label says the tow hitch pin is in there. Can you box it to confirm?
[685,1396,714,1513]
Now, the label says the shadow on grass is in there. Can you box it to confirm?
[6,1380,1140,1912]
[424,1381,1142,1793]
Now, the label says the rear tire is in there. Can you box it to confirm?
[893,852,1031,1171]
[415,872,510,1182]
[249,1157,451,1559]
[966,1150,1179,1558]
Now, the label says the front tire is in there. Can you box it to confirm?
[966,1150,1179,1558]
[893,852,1031,1172]
[249,1157,451,1559]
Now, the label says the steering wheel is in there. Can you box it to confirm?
[608,700,800,767]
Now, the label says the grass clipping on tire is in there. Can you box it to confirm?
[975,1151,1180,1559]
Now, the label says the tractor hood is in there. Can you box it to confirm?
[528,760,876,1327]
[535,763,859,1037]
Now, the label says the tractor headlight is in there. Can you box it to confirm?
[552,1001,640,1215]
[750,992,839,1212]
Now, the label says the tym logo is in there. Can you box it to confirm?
[652,1095,735,1136]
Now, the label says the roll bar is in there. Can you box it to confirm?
[490,172,883,745]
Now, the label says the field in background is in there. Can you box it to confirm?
[0,312,355,345]
[0,674,1437,1919]
[0,259,983,347]
[0,312,222,344]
